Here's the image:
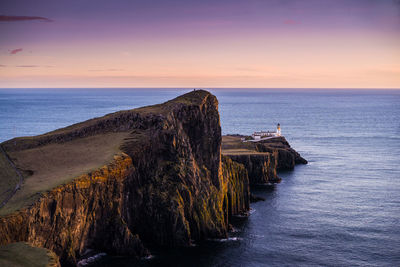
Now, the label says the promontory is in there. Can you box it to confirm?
[0,90,306,266]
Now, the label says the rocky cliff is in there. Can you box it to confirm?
[0,90,251,266]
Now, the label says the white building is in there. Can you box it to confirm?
[251,124,281,140]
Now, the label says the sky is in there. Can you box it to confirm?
[0,0,399,88]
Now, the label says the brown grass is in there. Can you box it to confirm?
[221,135,268,155]
[0,242,56,267]
[0,132,130,216]
[0,150,19,205]
[222,148,267,155]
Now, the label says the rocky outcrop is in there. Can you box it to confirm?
[254,137,307,170]
[0,90,251,266]
[222,136,307,185]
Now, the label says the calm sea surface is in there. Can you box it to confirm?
[0,89,399,266]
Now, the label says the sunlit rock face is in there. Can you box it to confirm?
[227,152,280,184]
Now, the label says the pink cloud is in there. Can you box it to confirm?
[10,48,23,54]
[283,19,301,25]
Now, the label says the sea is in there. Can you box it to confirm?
[0,88,399,267]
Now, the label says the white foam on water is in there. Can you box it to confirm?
[208,237,243,242]
[77,253,107,267]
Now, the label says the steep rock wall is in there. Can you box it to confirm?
[227,153,280,184]
[221,156,250,219]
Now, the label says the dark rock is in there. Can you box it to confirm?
[250,194,265,203]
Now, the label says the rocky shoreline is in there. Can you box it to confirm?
[0,90,306,266]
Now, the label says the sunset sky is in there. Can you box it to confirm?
[1,0,399,88]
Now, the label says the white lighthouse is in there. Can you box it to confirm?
[276,123,281,136]
[249,124,282,142]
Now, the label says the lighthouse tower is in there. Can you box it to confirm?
[276,123,281,136]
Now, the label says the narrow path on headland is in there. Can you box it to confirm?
[0,145,23,209]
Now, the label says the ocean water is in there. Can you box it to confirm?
[0,88,399,266]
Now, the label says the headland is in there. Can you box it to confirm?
[0,90,306,266]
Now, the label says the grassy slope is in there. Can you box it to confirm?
[0,150,19,205]
[0,242,58,267]
[0,132,129,216]
[222,135,268,155]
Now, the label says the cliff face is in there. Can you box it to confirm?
[227,153,280,184]
[221,156,250,218]
[119,93,228,248]
[0,90,250,266]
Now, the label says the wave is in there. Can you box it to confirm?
[77,253,107,267]
[208,237,243,242]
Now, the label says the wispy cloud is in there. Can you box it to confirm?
[10,48,23,54]
[13,65,54,68]
[0,64,6,67]
[16,65,38,68]
[0,15,53,22]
